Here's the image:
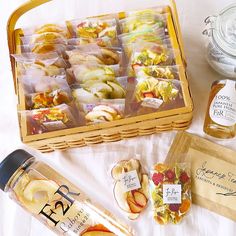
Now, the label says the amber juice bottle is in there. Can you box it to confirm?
[0,150,134,236]
[204,79,236,139]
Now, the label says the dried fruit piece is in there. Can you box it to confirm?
[85,105,122,123]
[131,190,148,208]
[179,199,191,214]
[180,172,190,184]
[81,224,115,236]
[152,172,164,185]
[165,169,175,182]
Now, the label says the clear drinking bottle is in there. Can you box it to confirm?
[0,149,134,236]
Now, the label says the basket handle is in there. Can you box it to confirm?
[7,0,52,91]
[7,0,185,92]
[169,0,186,65]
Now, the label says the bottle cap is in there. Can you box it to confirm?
[0,150,34,191]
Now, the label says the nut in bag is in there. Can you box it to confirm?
[111,159,149,220]
[150,163,191,225]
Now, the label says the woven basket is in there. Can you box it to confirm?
[7,0,193,153]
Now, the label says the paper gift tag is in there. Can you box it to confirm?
[163,184,182,204]
[119,170,141,193]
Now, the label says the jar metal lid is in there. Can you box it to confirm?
[212,4,236,57]
[0,150,34,191]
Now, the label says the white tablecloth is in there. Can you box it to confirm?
[0,0,236,235]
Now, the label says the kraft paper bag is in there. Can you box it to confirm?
[165,131,236,221]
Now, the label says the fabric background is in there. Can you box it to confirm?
[0,0,236,235]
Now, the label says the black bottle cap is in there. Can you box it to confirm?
[0,149,34,191]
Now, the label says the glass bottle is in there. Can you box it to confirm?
[0,149,134,236]
[203,4,236,78]
[204,79,236,138]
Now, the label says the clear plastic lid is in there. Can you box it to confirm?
[213,4,236,56]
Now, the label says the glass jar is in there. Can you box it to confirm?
[203,4,236,78]
[0,150,134,236]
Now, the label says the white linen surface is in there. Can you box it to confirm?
[0,0,236,235]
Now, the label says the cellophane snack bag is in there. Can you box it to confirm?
[72,76,127,109]
[134,65,181,80]
[20,75,70,94]
[21,103,79,135]
[66,44,123,66]
[69,63,120,84]
[12,52,68,77]
[119,13,167,34]
[111,158,149,220]
[81,99,125,125]
[150,163,191,225]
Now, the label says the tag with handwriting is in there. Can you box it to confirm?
[120,170,141,193]
[163,184,182,204]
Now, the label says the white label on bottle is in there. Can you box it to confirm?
[209,80,236,126]
[163,184,182,204]
[119,170,141,193]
